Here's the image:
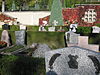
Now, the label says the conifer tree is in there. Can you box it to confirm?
[49,0,64,26]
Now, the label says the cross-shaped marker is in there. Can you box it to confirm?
[52,20,58,26]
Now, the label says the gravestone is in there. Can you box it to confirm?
[45,46,100,75]
[69,24,78,32]
[92,26,100,33]
[0,25,2,30]
[43,21,48,26]
[15,30,25,45]
[1,30,10,47]
[57,27,65,32]
[48,27,55,32]
[32,43,51,58]
[20,25,26,30]
[39,26,47,31]
[2,24,10,30]
[65,32,80,44]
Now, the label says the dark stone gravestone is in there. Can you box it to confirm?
[15,30,25,45]
[2,24,10,30]
[45,46,100,75]
[65,32,80,44]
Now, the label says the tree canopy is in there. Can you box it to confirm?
[0,0,99,11]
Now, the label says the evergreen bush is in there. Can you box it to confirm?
[49,0,64,26]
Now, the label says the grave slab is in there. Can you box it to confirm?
[45,46,100,75]
[15,30,25,45]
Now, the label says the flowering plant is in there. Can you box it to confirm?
[0,41,7,48]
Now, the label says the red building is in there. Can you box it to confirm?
[39,4,100,27]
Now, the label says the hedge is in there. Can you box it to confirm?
[27,26,39,31]
[0,55,45,75]
[77,27,92,33]
[26,25,69,32]
[9,25,20,31]
[1,25,94,33]
[95,23,100,27]
[27,31,65,49]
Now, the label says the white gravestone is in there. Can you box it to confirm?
[92,26,100,33]
[48,27,55,32]
[1,30,10,47]
[20,25,26,30]
[69,24,77,32]
[0,25,2,29]
[43,21,48,26]
[39,26,46,31]
[52,20,58,26]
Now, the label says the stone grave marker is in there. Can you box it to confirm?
[0,25,2,30]
[65,31,80,44]
[92,26,100,33]
[39,26,47,31]
[57,27,65,32]
[48,27,55,32]
[69,24,78,32]
[43,21,48,26]
[45,46,100,75]
[15,30,25,45]
[2,24,10,30]
[20,25,26,30]
[1,30,10,47]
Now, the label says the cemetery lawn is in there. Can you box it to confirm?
[0,45,24,53]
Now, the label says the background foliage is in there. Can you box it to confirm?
[0,0,99,11]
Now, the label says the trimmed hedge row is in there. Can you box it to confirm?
[0,31,65,49]
[0,25,96,33]
[10,25,20,31]
[0,55,45,75]
[27,32,65,49]
[77,26,92,33]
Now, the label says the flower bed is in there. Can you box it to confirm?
[0,41,7,49]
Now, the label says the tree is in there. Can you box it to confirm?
[49,0,64,26]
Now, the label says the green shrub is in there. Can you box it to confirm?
[95,23,100,27]
[27,32,65,49]
[0,55,45,75]
[10,25,20,31]
[77,27,92,34]
[27,26,39,31]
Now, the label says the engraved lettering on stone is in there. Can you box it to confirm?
[68,54,78,69]
[49,53,61,70]
[88,55,100,75]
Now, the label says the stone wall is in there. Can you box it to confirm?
[4,11,50,25]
